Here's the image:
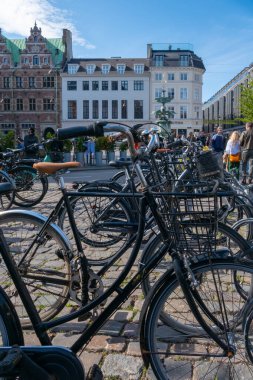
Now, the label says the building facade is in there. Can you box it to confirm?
[61,58,150,128]
[202,63,253,133]
[0,23,72,139]
[148,43,205,136]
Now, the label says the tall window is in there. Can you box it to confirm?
[117,64,125,74]
[180,73,188,80]
[33,55,39,65]
[155,88,162,98]
[67,81,77,90]
[83,100,89,119]
[43,77,55,88]
[168,73,174,80]
[112,100,118,119]
[134,100,143,119]
[102,100,108,119]
[168,106,175,118]
[121,81,128,90]
[43,98,54,111]
[86,64,95,74]
[180,55,189,67]
[68,100,77,119]
[3,98,10,111]
[180,106,187,119]
[92,100,99,119]
[111,81,118,90]
[83,81,89,90]
[194,88,200,100]
[134,80,144,90]
[195,74,200,81]
[180,88,188,100]
[68,64,78,74]
[92,81,99,91]
[16,77,23,88]
[29,98,36,111]
[102,81,108,90]
[134,64,144,74]
[3,77,10,88]
[168,88,174,99]
[101,64,110,74]
[121,100,127,119]
[155,73,162,81]
[154,55,164,67]
[194,106,200,119]
[29,77,35,88]
[16,98,23,111]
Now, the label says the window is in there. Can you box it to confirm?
[3,77,10,88]
[16,77,23,88]
[155,73,162,81]
[83,100,89,119]
[134,80,144,90]
[101,64,110,74]
[3,98,10,111]
[154,55,164,67]
[3,57,9,64]
[112,100,118,119]
[102,81,108,91]
[43,98,54,111]
[68,100,77,119]
[33,55,39,65]
[43,77,55,88]
[155,88,162,98]
[168,73,174,80]
[180,73,188,80]
[92,81,99,91]
[180,106,187,119]
[168,88,174,99]
[43,57,49,65]
[29,77,35,88]
[168,106,175,118]
[134,100,143,119]
[111,81,118,91]
[121,80,128,90]
[194,106,200,119]
[194,88,200,100]
[180,55,189,67]
[121,100,127,119]
[134,64,144,74]
[180,88,188,100]
[67,81,77,90]
[16,98,23,111]
[117,64,125,74]
[102,100,108,119]
[92,100,99,119]
[83,81,89,90]
[195,74,200,81]
[86,64,95,74]
[68,64,78,74]
[29,98,36,111]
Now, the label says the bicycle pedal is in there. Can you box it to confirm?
[78,311,92,322]
[86,364,103,380]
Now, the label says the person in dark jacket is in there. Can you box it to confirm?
[240,122,253,184]
[211,127,226,171]
[24,127,39,158]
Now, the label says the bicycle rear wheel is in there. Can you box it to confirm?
[141,258,253,379]
[0,212,71,328]
[0,171,14,210]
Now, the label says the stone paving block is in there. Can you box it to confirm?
[113,309,134,322]
[86,335,109,352]
[122,323,139,338]
[51,321,87,333]
[163,358,192,380]
[52,332,81,347]
[193,361,229,380]
[106,337,126,352]
[126,341,142,357]
[133,311,140,323]
[23,333,41,345]
[101,353,143,379]
[79,351,103,373]
[98,320,124,336]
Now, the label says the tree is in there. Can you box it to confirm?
[239,79,253,122]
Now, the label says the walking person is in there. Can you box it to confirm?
[240,122,253,185]
[223,131,241,179]
[211,127,226,172]
[24,127,39,158]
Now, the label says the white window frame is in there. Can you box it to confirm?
[180,105,188,119]
[194,88,200,100]
[86,64,96,74]
[68,64,78,74]
[101,64,111,74]
[168,88,175,99]
[168,73,174,80]
[134,64,144,74]
[180,73,188,80]
[155,88,162,98]
[155,72,162,81]
[180,88,188,100]
[117,64,126,74]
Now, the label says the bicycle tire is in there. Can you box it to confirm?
[0,170,15,210]
[10,165,48,207]
[140,222,253,296]
[0,211,71,328]
[140,258,253,380]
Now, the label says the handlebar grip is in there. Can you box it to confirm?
[56,123,105,140]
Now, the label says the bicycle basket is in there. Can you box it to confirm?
[196,151,221,179]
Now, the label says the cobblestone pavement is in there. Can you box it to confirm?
[7,181,253,380]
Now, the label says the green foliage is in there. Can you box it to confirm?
[119,141,128,151]
[95,136,108,151]
[239,79,253,122]
[105,136,116,151]
[76,137,87,152]
[0,131,15,151]
[63,139,72,153]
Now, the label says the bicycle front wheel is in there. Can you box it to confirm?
[141,258,253,380]
[0,211,71,328]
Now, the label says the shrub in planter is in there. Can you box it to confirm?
[63,139,72,162]
[119,141,128,160]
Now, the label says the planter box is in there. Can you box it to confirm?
[119,151,127,160]
[95,151,103,166]
[63,152,72,162]
[76,152,85,166]
[107,151,115,162]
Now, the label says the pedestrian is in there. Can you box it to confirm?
[187,132,197,142]
[239,122,253,184]
[211,127,226,171]
[223,131,241,179]
[16,137,24,149]
[45,132,64,162]
[24,127,39,158]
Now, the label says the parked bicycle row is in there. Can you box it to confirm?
[1,122,253,378]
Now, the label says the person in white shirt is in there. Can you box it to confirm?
[223,131,241,179]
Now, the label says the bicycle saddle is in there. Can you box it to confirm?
[33,162,80,175]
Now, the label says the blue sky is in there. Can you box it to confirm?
[1,0,253,101]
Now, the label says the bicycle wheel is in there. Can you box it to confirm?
[141,258,253,380]
[58,186,136,264]
[10,165,48,207]
[140,222,252,296]
[0,211,71,328]
[0,171,15,210]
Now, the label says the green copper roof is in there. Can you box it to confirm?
[5,37,64,66]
